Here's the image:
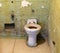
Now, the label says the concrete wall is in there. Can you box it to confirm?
[49,0,60,53]
[0,0,50,36]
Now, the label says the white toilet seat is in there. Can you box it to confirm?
[24,24,41,31]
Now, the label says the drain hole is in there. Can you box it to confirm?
[28,26,37,29]
[52,41,55,46]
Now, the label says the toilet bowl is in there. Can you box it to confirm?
[24,19,41,46]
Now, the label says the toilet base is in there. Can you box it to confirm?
[27,35,37,47]
[27,42,37,47]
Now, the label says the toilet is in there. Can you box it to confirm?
[24,19,41,47]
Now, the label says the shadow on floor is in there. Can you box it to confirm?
[37,34,46,45]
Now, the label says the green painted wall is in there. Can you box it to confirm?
[0,0,50,36]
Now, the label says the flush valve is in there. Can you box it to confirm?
[11,11,15,21]
[11,14,14,21]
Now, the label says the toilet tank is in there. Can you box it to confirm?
[27,19,37,24]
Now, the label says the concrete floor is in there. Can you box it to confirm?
[0,38,51,53]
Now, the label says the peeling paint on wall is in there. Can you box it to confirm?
[0,0,50,37]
